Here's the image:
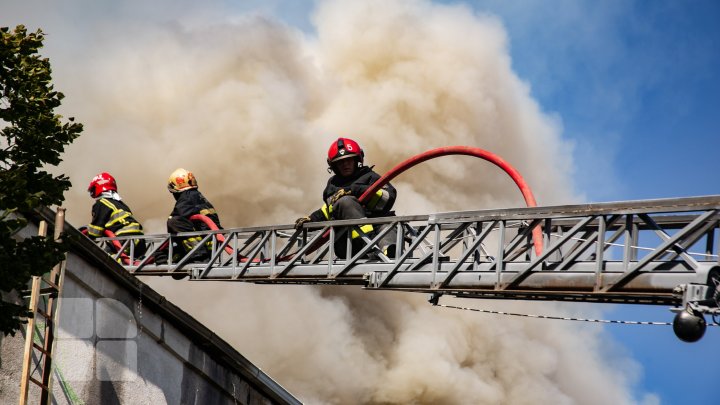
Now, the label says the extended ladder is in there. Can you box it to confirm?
[98,196,720,339]
[19,209,67,405]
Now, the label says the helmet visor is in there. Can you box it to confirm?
[330,153,359,164]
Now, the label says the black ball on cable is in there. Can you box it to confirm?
[673,307,706,343]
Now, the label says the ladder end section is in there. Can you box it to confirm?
[670,267,720,342]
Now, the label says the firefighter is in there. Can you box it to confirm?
[160,168,222,263]
[295,137,397,257]
[86,172,146,257]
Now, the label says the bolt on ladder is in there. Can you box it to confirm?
[19,208,67,405]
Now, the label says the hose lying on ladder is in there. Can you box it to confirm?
[85,218,252,265]
[81,228,134,265]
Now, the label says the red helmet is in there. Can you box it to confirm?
[88,172,117,198]
[327,137,364,167]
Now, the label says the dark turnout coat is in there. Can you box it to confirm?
[309,166,396,222]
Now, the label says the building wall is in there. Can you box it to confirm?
[0,210,299,405]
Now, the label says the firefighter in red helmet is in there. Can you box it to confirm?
[153,168,222,264]
[295,137,397,257]
[85,172,146,257]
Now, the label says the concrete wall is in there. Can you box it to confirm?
[0,209,300,405]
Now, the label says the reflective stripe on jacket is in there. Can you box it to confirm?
[87,198,144,238]
[314,203,374,239]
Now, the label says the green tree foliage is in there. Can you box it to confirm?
[0,25,82,336]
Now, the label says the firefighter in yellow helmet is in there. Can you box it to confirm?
[155,168,221,264]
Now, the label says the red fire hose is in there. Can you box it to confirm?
[188,214,235,255]
[82,228,133,264]
[189,215,261,262]
[358,146,543,255]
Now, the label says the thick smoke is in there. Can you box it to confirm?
[4,0,652,403]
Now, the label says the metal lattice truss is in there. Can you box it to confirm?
[99,196,720,307]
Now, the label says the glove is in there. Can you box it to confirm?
[294,216,311,229]
[328,188,352,205]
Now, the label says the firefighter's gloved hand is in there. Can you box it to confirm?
[294,216,311,229]
[328,188,352,205]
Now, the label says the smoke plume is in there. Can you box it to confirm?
[4,0,653,403]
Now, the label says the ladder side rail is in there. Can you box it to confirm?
[431,195,720,223]
[369,259,695,293]
[19,276,42,405]
[19,220,51,405]
[39,208,68,405]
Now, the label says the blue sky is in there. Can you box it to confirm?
[467,1,720,404]
[478,0,720,203]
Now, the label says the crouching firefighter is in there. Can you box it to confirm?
[153,168,222,264]
[295,137,397,258]
[86,172,147,258]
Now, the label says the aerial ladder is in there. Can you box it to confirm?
[92,147,720,343]
[97,195,720,342]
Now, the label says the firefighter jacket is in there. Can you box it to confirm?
[170,188,222,228]
[309,165,396,222]
[87,197,144,238]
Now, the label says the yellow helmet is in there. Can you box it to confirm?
[167,168,198,193]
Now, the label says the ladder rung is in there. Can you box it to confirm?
[23,288,58,298]
[38,287,59,296]
[29,376,50,392]
[33,342,52,357]
[20,284,59,298]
